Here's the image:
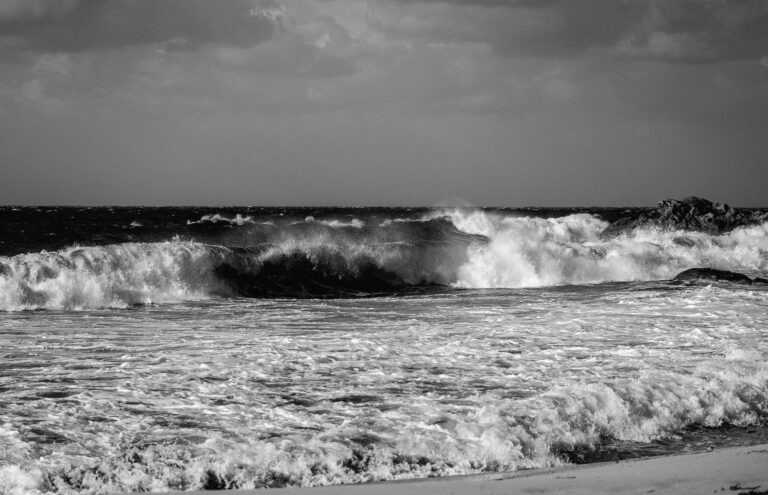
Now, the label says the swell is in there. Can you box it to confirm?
[1,211,767,309]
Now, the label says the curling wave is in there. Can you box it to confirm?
[1,211,767,309]
[0,232,469,309]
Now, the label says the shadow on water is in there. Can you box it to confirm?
[558,423,768,464]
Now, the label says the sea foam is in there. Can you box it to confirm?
[0,241,231,310]
[186,213,256,225]
[1,211,766,309]
[443,210,768,288]
[2,358,765,493]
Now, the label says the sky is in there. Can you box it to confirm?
[0,0,767,206]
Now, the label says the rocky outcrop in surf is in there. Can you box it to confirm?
[673,268,768,285]
[601,197,768,237]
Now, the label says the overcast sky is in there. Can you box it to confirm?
[1,0,767,206]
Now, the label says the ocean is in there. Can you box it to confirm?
[1,206,767,494]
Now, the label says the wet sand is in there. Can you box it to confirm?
[160,443,768,495]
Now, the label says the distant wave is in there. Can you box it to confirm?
[1,211,767,309]
[186,213,368,229]
[187,213,257,225]
[302,216,366,229]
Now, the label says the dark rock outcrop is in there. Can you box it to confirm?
[601,197,768,238]
[673,268,759,285]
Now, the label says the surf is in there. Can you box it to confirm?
[445,210,768,288]
[1,210,767,310]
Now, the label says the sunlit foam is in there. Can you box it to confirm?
[443,210,768,288]
[0,241,231,310]
[1,211,766,309]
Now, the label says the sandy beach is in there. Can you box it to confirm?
[159,444,768,495]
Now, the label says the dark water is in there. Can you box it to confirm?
[0,206,636,257]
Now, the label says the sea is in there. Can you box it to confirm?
[1,205,767,494]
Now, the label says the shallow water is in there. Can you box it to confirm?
[2,283,767,493]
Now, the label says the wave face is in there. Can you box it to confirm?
[0,207,767,309]
[0,216,477,308]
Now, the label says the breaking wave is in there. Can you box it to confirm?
[444,210,768,288]
[1,211,767,309]
[302,216,366,228]
[2,357,766,492]
[0,242,232,311]
[186,213,257,225]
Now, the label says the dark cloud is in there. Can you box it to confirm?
[391,0,559,7]
[623,0,768,63]
[0,0,278,52]
[377,0,646,57]
[382,0,768,63]
[484,0,644,57]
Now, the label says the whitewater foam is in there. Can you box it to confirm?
[2,359,765,492]
[1,263,767,493]
[187,213,255,225]
[444,210,768,288]
[318,218,365,229]
[1,209,766,309]
[0,466,41,495]
[0,241,231,310]
[296,216,366,228]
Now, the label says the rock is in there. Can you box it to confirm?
[601,197,768,238]
[753,277,768,286]
[673,268,753,285]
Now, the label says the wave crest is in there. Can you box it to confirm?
[1,210,767,309]
[447,211,768,288]
[187,213,256,225]
[0,242,231,310]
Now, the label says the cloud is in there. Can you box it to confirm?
[0,0,279,52]
[375,0,645,57]
[620,0,768,64]
[375,0,768,63]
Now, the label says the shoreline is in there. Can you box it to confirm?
[156,443,768,495]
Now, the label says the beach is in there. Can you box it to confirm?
[163,444,768,495]
[3,0,768,493]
